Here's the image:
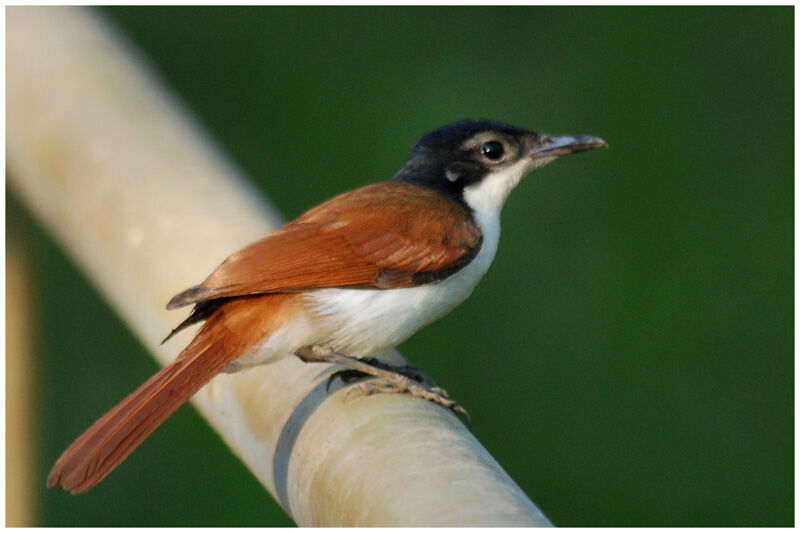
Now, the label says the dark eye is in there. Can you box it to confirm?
[481,141,505,161]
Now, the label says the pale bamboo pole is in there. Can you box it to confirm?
[6,240,36,526]
[7,7,552,526]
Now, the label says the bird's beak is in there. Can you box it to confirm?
[529,134,607,159]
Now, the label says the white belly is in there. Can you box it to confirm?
[306,210,500,358]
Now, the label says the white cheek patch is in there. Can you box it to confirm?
[463,158,535,216]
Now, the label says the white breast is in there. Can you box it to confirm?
[307,209,500,358]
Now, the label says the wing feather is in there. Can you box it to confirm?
[168,182,482,309]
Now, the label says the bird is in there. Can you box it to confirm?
[47,119,606,494]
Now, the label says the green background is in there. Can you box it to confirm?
[10,6,792,526]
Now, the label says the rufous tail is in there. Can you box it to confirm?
[47,294,299,494]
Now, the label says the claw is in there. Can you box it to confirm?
[450,403,471,427]
[429,386,450,399]
[326,368,369,391]
[343,383,361,403]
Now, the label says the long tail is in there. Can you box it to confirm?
[47,294,300,494]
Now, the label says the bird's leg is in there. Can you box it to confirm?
[326,357,437,388]
[295,345,468,423]
[296,346,429,385]
[359,357,438,387]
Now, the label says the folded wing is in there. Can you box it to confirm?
[168,181,483,309]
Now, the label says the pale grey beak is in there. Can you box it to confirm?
[530,134,607,158]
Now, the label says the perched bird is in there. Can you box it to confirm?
[47,119,606,493]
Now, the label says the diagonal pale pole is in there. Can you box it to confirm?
[6,6,552,526]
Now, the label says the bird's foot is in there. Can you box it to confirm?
[344,374,469,425]
[295,345,469,424]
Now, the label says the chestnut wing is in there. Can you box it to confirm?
[167,182,482,309]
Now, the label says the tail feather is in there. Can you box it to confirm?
[47,329,232,493]
[46,294,300,494]
[47,294,302,494]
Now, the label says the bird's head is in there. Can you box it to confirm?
[393,119,606,216]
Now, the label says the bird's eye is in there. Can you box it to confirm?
[481,141,505,161]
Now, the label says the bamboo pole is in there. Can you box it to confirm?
[6,239,36,526]
[7,6,552,526]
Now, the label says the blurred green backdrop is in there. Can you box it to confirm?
[8,6,791,527]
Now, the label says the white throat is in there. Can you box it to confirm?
[462,159,529,216]
[462,157,552,217]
